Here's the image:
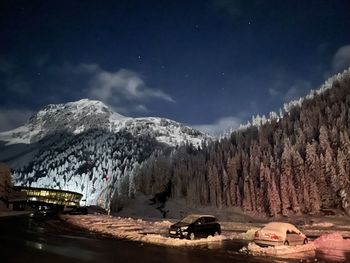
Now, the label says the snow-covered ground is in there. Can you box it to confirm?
[240,242,316,257]
[314,232,350,249]
[313,232,350,262]
[63,214,350,261]
[62,215,227,247]
[239,232,350,261]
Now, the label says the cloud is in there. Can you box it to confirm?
[0,109,33,132]
[193,116,242,136]
[67,63,174,114]
[332,45,350,72]
[89,67,174,102]
[284,80,311,102]
[112,104,150,115]
[268,79,311,103]
[134,104,149,113]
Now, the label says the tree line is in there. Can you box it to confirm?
[134,71,350,216]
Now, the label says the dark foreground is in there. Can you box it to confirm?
[0,215,348,263]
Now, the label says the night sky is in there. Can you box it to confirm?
[1,0,350,134]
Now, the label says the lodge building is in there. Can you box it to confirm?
[13,186,83,207]
[1,162,83,210]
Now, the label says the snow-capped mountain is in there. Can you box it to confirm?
[0,99,208,208]
[0,99,205,147]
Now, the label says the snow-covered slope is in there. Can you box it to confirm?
[0,99,205,147]
[12,130,161,206]
[0,99,208,208]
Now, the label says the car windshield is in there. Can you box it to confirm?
[179,215,201,224]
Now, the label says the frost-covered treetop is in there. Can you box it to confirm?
[282,67,350,113]
[238,67,350,131]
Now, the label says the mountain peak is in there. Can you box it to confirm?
[66,99,117,114]
[0,99,206,147]
[37,98,125,120]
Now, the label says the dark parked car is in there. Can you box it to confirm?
[169,214,221,240]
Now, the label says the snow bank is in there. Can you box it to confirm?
[63,215,225,247]
[313,232,350,261]
[314,232,350,250]
[240,242,316,257]
[220,228,260,241]
[310,222,334,227]
[139,234,224,247]
[240,233,350,260]
[242,228,260,240]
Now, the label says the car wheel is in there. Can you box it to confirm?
[284,240,289,246]
[189,232,195,240]
[303,238,308,244]
[213,231,219,236]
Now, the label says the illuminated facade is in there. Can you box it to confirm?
[14,186,83,206]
